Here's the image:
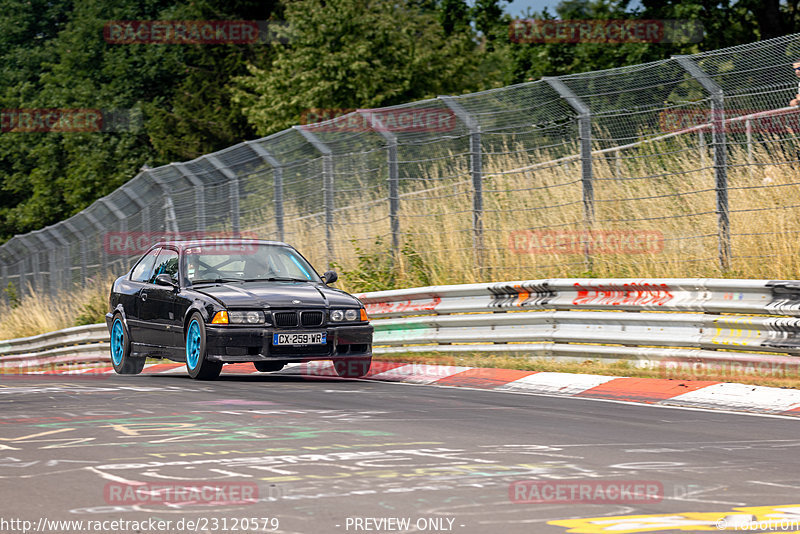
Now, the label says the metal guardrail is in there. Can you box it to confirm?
[357,278,800,369]
[3,278,800,371]
[0,324,108,369]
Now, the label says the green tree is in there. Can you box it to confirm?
[233,0,483,136]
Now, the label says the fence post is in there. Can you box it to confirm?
[745,118,753,176]
[293,126,335,268]
[30,231,55,295]
[147,173,180,233]
[171,163,206,233]
[544,77,594,271]
[120,184,150,235]
[0,261,6,301]
[698,130,707,167]
[438,96,484,273]
[17,235,39,296]
[357,111,400,257]
[245,141,285,242]
[44,227,70,292]
[98,198,127,276]
[206,156,240,237]
[62,220,86,287]
[82,210,109,281]
[675,55,731,271]
[0,246,22,298]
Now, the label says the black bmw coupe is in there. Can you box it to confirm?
[105,239,373,379]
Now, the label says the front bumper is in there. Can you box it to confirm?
[204,324,373,363]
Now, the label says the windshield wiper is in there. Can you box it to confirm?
[192,278,244,284]
[259,277,310,282]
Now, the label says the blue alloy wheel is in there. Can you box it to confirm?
[186,319,201,370]
[184,312,222,380]
[111,318,124,366]
[109,313,145,375]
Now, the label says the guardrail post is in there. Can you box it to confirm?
[245,141,285,242]
[172,163,206,233]
[206,156,240,237]
[438,96,484,274]
[675,55,731,271]
[357,111,400,257]
[544,77,594,271]
[293,126,335,268]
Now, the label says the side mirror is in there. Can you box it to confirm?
[322,270,338,285]
[155,273,179,289]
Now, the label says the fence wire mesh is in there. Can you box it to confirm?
[4,34,800,299]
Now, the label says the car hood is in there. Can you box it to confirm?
[193,281,361,309]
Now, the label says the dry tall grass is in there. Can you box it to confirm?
[273,135,800,292]
[0,277,113,340]
[3,134,800,339]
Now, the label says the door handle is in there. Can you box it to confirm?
[141,293,148,301]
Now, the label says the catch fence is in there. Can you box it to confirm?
[4,34,800,298]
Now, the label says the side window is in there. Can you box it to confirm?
[130,248,159,283]
[149,248,179,283]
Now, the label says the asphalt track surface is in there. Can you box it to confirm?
[1,371,800,534]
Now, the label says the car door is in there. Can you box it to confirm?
[138,247,180,347]
[127,247,160,344]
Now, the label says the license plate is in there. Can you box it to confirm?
[273,332,327,346]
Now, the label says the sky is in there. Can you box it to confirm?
[504,0,562,17]
[503,0,644,18]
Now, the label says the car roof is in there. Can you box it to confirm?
[150,239,290,251]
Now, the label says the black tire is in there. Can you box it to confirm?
[185,312,222,380]
[110,313,145,375]
[333,357,372,378]
[253,361,285,372]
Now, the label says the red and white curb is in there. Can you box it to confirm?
[16,360,800,417]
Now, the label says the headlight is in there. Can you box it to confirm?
[229,310,266,324]
[331,309,363,322]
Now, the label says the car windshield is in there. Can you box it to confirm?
[184,243,320,284]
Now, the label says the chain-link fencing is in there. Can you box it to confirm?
[4,33,800,299]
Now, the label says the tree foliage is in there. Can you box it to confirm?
[0,0,798,242]
[232,0,482,136]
